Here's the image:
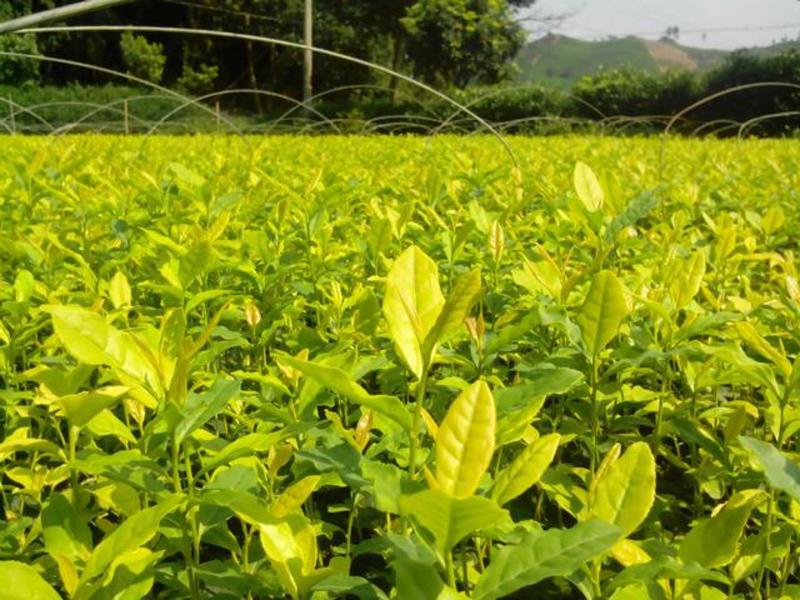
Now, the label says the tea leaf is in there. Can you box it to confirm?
[399,488,508,555]
[493,433,560,506]
[740,436,800,502]
[678,489,765,568]
[0,561,61,600]
[586,442,656,537]
[574,162,604,213]
[275,353,411,433]
[577,270,630,356]
[473,520,622,600]
[435,381,496,498]
[383,246,445,379]
[174,378,241,445]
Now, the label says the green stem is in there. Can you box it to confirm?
[754,491,775,600]
[409,369,429,480]
[778,540,793,597]
[446,551,456,589]
[346,492,359,559]
[461,543,470,596]
[172,436,182,493]
[652,354,672,456]
[68,425,80,506]
[590,356,599,476]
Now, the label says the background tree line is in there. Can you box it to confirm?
[1,0,537,104]
[0,0,798,135]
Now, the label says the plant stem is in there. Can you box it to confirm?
[653,359,671,456]
[461,543,470,596]
[346,492,359,559]
[446,551,456,588]
[409,369,429,480]
[590,355,599,476]
[754,490,775,600]
[68,425,80,507]
[778,540,793,596]
[172,436,182,493]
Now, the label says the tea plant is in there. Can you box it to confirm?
[1,135,800,599]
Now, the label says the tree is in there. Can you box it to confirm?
[0,0,40,85]
[402,0,526,88]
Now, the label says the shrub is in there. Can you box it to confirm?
[119,32,166,84]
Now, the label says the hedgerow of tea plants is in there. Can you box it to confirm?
[1,135,800,599]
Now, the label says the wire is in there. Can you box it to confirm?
[538,21,800,40]
[159,0,279,22]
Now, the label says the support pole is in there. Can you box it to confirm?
[123,99,129,134]
[303,0,313,108]
[0,0,136,34]
[7,97,15,133]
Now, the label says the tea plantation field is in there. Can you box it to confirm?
[1,135,800,599]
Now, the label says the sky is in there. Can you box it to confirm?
[522,0,800,49]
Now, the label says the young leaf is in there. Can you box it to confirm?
[174,378,241,445]
[586,442,656,537]
[259,513,320,600]
[0,561,61,600]
[275,353,411,433]
[492,433,560,506]
[669,251,706,310]
[678,489,765,568]
[422,267,481,360]
[45,305,163,397]
[739,436,800,502]
[272,476,321,518]
[109,271,132,310]
[78,494,183,587]
[56,386,129,428]
[733,322,792,379]
[42,493,93,564]
[383,246,445,379]
[577,270,630,356]
[473,520,622,600]
[392,559,462,600]
[399,488,508,556]
[436,381,496,498]
[574,162,604,213]
[86,547,161,600]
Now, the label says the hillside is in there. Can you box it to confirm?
[515,34,733,87]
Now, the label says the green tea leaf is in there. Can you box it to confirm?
[399,489,508,555]
[275,353,411,433]
[493,433,560,506]
[586,442,656,537]
[739,436,800,502]
[435,381,496,498]
[423,267,481,358]
[45,305,163,398]
[78,494,183,587]
[174,378,241,445]
[678,489,765,568]
[272,476,321,518]
[574,162,604,213]
[109,271,132,310]
[0,561,61,600]
[56,385,129,428]
[577,271,629,356]
[392,560,461,600]
[473,520,622,600]
[383,246,445,379]
[669,251,706,310]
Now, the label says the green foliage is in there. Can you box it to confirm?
[0,34,39,86]
[119,32,166,84]
[402,0,525,87]
[0,134,799,598]
[176,63,219,97]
